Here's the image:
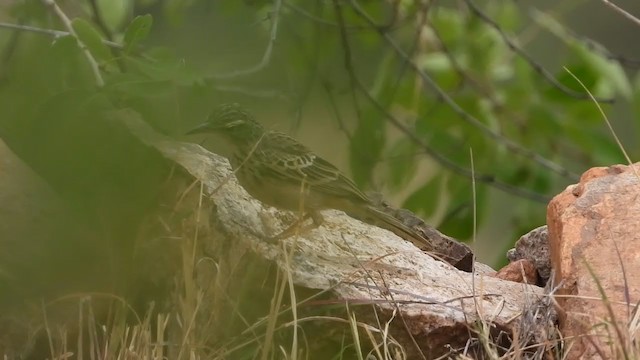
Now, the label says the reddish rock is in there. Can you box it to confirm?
[496,259,537,284]
[507,225,550,285]
[547,163,640,359]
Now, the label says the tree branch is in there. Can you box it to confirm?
[41,0,104,87]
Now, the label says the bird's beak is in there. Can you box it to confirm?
[185,122,211,135]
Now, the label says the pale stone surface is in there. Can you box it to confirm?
[547,163,640,359]
[121,110,545,357]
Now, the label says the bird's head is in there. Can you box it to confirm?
[186,103,264,142]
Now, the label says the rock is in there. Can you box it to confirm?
[547,163,640,359]
[120,109,547,359]
[506,225,550,285]
[496,259,537,284]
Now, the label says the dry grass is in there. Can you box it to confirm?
[7,74,639,358]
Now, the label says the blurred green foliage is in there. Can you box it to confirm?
[0,0,638,250]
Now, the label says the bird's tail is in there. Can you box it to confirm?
[349,205,435,253]
[349,204,474,271]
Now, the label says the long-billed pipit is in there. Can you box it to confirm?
[187,103,428,245]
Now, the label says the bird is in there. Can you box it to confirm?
[186,103,431,247]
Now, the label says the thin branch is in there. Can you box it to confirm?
[275,2,324,131]
[330,0,363,131]
[356,77,551,203]
[41,0,104,87]
[284,1,354,139]
[578,35,640,68]
[528,9,640,69]
[321,80,352,139]
[210,0,283,79]
[0,21,123,48]
[86,0,126,72]
[349,0,579,182]
[332,3,549,202]
[601,0,640,27]
[430,24,498,102]
[430,18,534,137]
[387,0,434,106]
[0,21,66,37]
[463,0,614,103]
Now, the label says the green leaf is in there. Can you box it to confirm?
[124,14,153,53]
[544,63,596,102]
[417,52,452,73]
[574,44,632,99]
[415,52,462,90]
[430,8,464,46]
[533,10,632,100]
[71,18,113,64]
[96,0,132,31]
[49,35,85,85]
[50,34,81,59]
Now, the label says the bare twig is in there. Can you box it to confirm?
[601,0,640,27]
[349,0,579,182]
[330,0,363,132]
[529,9,640,69]
[41,0,105,87]
[86,0,127,72]
[211,0,283,79]
[0,21,66,37]
[387,1,434,105]
[0,21,123,48]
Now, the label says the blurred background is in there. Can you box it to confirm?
[0,0,638,357]
[132,0,639,264]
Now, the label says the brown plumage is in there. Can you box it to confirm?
[187,103,426,243]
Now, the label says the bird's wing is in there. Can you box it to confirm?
[256,131,370,203]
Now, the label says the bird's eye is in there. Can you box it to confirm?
[225,119,245,128]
